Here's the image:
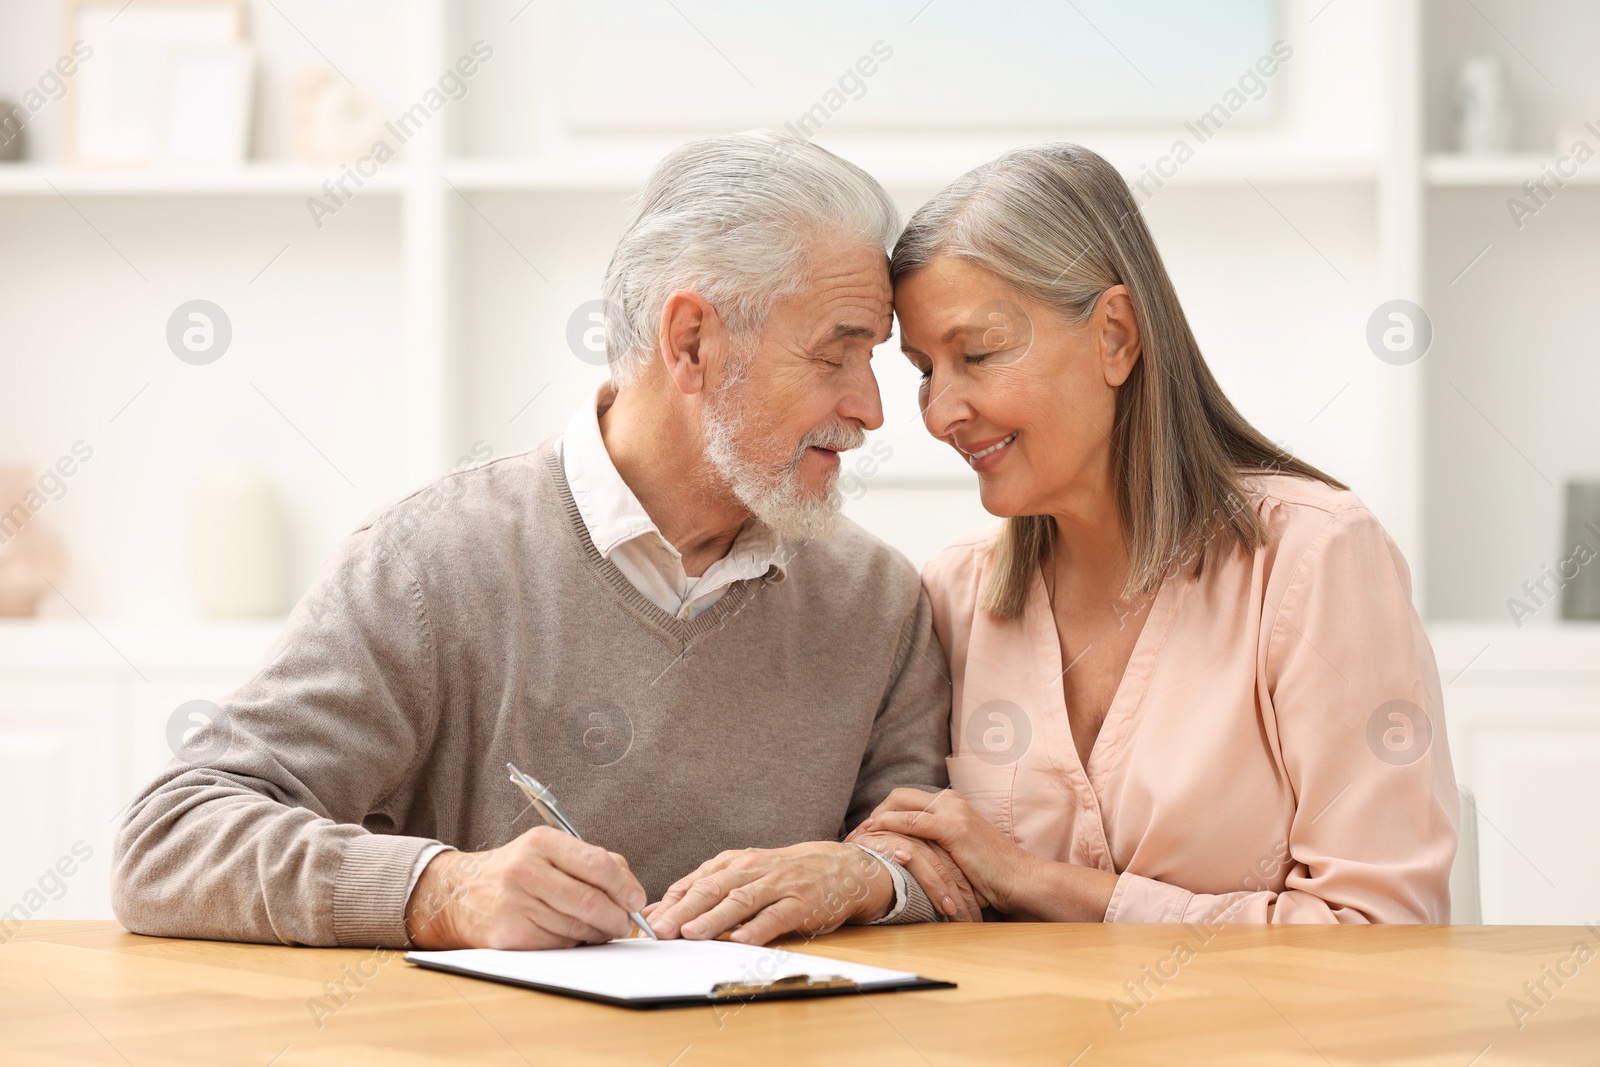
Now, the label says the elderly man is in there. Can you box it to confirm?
[112,132,970,950]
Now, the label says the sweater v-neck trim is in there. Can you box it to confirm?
[541,443,768,643]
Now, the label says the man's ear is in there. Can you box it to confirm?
[1096,284,1142,388]
[657,290,720,396]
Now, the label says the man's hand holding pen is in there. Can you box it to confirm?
[404,826,647,950]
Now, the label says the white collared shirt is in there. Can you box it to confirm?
[559,382,787,621]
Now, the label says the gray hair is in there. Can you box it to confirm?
[602,131,899,385]
[892,142,1344,615]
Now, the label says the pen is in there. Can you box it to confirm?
[505,762,658,940]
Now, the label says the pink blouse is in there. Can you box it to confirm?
[922,474,1459,924]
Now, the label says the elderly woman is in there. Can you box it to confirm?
[851,144,1458,924]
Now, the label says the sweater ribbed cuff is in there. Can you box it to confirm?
[332,833,438,948]
[887,863,945,924]
[852,844,907,923]
[852,846,944,925]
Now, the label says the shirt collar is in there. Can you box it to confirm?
[559,381,789,574]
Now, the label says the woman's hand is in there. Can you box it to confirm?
[847,829,987,921]
[853,787,1037,914]
[855,787,1120,921]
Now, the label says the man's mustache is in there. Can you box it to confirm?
[788,422,867,467]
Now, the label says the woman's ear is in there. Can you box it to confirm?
[1096,284,1142,388]
[657,290,719,396]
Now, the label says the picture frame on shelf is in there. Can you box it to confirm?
[63,0,250,168]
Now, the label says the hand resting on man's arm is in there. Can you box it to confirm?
[847,829,987,921]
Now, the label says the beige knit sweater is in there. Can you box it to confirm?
[111,444,952,946]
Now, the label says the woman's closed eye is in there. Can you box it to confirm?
[916,351,998,384]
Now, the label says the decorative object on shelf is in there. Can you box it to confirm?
[0,467,67,617]
[1455,54,1513,154]
[560,2,1278,130]
[1562,481,1600,622]
[0,100,24,162]
[292,69,388,163]
[64,0,252,167]
[158,45,255,165]
[192,466,287,619]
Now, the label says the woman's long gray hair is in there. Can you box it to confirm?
[892,143,1343,616]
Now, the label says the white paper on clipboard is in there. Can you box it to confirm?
[407,938,924,1003]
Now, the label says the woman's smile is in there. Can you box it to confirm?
[960,431,1018,471]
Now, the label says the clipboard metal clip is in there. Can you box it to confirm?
[709,974,858,999]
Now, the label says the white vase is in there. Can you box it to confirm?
[1456,54,1513,154]
[192,466,287,618]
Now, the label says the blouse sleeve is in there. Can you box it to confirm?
[1105,504,1459,924]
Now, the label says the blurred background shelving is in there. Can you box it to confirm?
[1424,153,1600,185]
[0,0,1596,924]
[0,164,410,195]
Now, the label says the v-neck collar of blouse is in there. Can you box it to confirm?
[1025,561,1190,787]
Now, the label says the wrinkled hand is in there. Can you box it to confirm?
[404,826,646,950]
[644,842,893,945]
[846,829,987,921]
[856,787,1036,915]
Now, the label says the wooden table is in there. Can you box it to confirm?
[3,922,1597,1065]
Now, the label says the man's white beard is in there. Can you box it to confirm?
[702,359,865,540]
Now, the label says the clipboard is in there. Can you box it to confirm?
[406,938,955,1010]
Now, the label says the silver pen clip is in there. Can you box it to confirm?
[506,763,579,837]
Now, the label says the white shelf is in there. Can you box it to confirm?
[0,151,1376,197]
[1425,153,1600,186]
[443,150,1381,194]
[0,164,408,196]
[843,137,1383,190]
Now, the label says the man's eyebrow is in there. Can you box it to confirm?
[821,322,882,343]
